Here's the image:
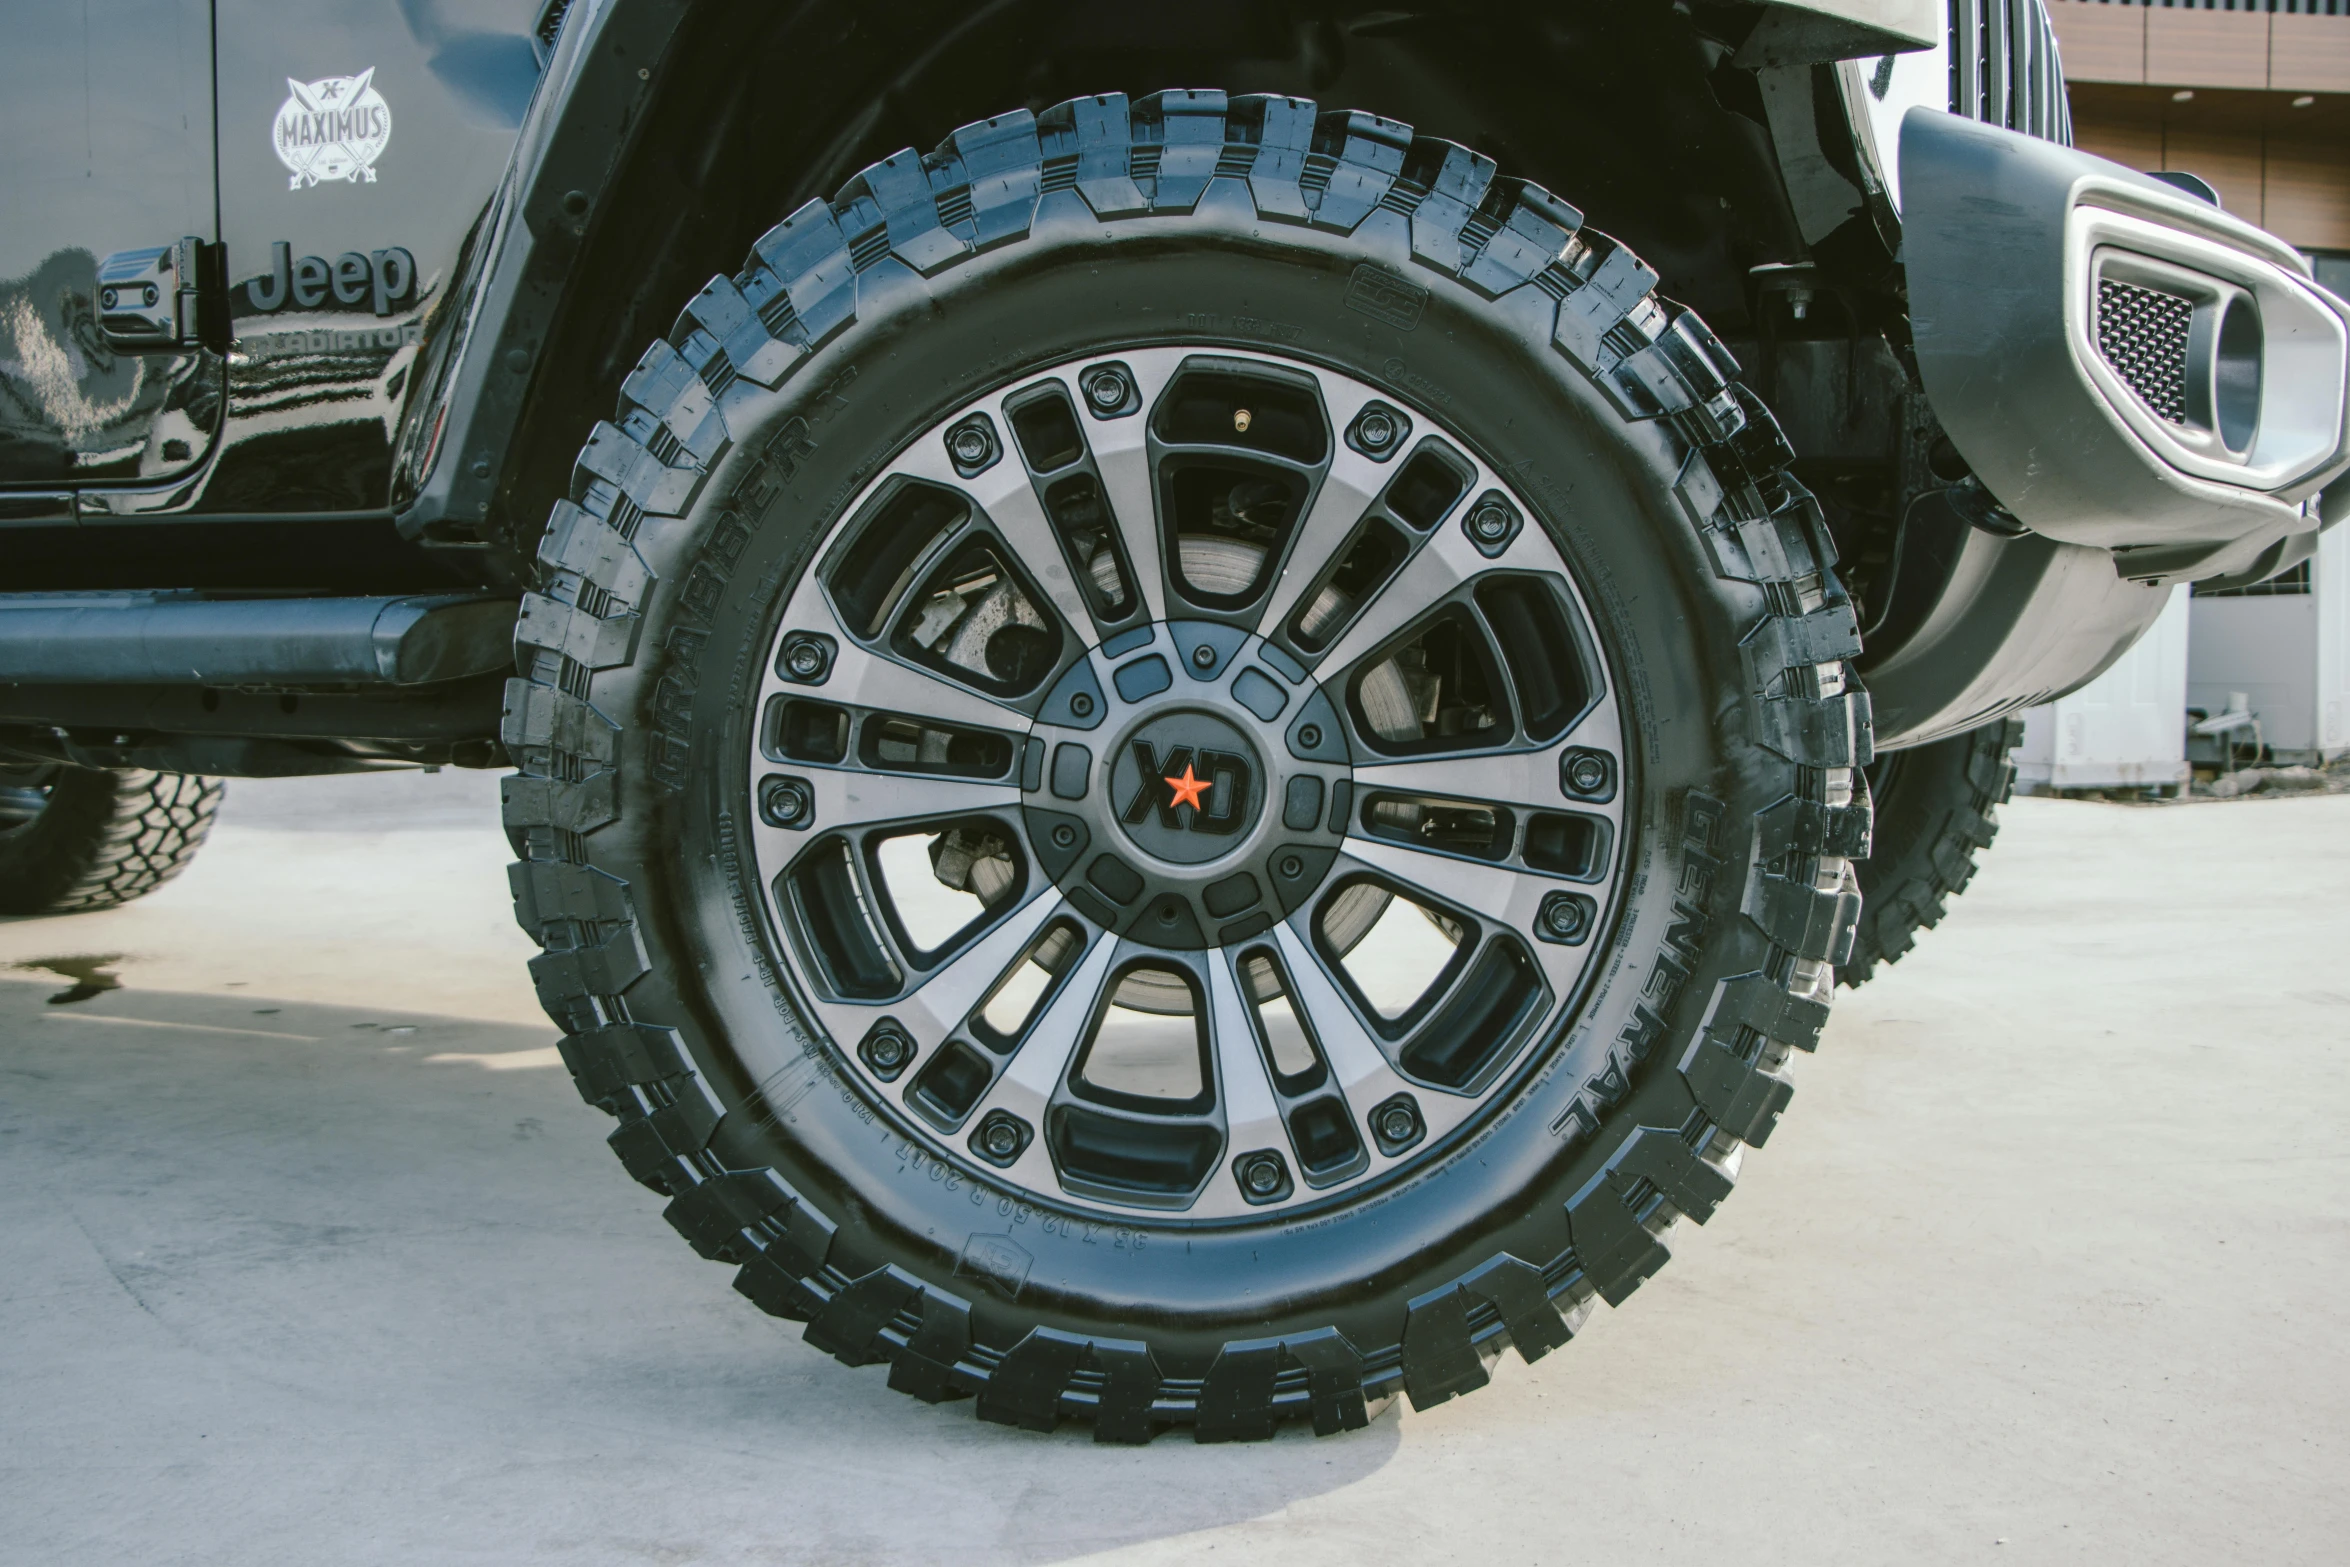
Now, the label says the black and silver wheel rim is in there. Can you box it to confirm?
[745,347,1630,1221]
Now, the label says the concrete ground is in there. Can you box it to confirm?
[1,769,2344,1566]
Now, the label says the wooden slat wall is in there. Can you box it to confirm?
[2050,3,2350,248]
[2270,13,2350,95]
[2047,0,2146,82]
[2048,0,2350,92]
[2146,9,2271,90]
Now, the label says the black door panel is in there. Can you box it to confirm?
[0,0,216,487]
[191,0,536,518]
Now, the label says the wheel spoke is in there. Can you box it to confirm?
[1251,442,1392,642]
[1339,837,1596,997]
[1081,356,1183,624]
[894,433,1103,648]
[990,927,1119,1105]
[1203,951,1287,1157]
[889,888,1065,1050]
[1268,921,1415,1110]
[1312,522,1494,676]
[762,767,1021,839]
[1342,836,1544,934]
[774,579,1035,733]
[1349,724,1624,826]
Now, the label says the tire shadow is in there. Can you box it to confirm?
[0,977,1401,1566]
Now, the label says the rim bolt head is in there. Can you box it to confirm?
[1470,502,1510,541]
[779,633,832,683]
[946,417,997,472]
[1192,644,1217,670]
[1242,1154,1284,1195]
[986,1122,1019,1157]
[1560,749,1612,800]
[1084,367,1130,410]
[759,776,813,829]
[1070,692,1095,718]
[1371,1095,1422,1149]
[1051,824,1077,849]
[859,1022,913,1078]
[1540,894,1587,940]
[1298,724,1322,749]
[1278,855,1304,879]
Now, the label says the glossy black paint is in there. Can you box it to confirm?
[0,0,537,572]
[0,0,215,487]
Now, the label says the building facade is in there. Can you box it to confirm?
[2047,0,2350,284]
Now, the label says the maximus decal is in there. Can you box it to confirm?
[274,69,391,188]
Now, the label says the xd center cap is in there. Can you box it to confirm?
[1111,709,1264,865]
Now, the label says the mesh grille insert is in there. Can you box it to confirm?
[2096,277,2192,425]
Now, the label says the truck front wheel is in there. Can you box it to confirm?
[504,91,1871,1439]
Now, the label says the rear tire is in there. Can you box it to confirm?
[504,90,1871,1439]
[1839,717,2022,986]
[0,767,224,915]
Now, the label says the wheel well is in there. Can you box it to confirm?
[502,0,1803,555]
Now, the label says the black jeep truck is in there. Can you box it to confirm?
[4,0,2341,1440]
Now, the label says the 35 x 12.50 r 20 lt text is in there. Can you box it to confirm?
[6,2,2347,1440]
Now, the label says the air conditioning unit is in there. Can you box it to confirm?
[2016,587,2192,793]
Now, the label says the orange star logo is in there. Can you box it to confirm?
[1163,763,1211,813]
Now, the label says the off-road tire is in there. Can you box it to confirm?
[1839,717,2022,986]
[0,768,224,916]
[504,90,1872,1440]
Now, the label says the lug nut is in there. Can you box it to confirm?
[945,415,999,476]
[1297,724,1321,749]
[777,631,834,684]
[1070,692,1095,718]
[1369,1092,1423,1154]
[1238,1151,1287,1198]
[1082,366,1132,412]
[970,1110,1031,1166]
[1537,891,1593,944]
[1051,824,1077,849]
[1462,491,1521,557]
[1347,403,1409,459]
[1277,854,1305,880]
[859,1020,913,1078]
[759,775,814,829]
[1192,644,1218,670]
[1560,747,1614,802]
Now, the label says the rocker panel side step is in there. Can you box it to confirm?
[0,593,519,687]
